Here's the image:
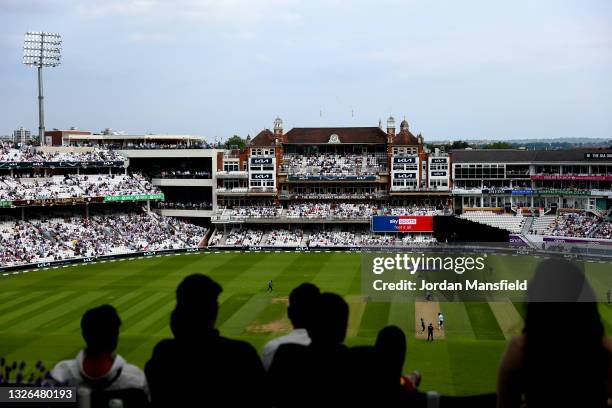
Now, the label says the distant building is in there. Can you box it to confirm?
[13,127,31,145]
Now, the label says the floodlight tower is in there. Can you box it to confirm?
[23,32,62,146]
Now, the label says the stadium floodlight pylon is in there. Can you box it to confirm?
[23,32,62,146]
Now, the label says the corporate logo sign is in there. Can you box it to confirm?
[371,216,434,232]
[395,172,416,179]
[430,158,447,164]
[585,152,612,160]
[251,173,273,180]
[250,157,273,165]
[393,157,416,164]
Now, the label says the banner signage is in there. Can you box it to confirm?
[395,172,416,179]
[393,157,417,164]
[430,158,447,164]
[250,173,273,180]
[584,152,612,160]
[536,189,591,196]
[0,160,125,169]
[430,171,447,177]
[371,215,434,232]
[531,174,612,181]
[103,193,165,202]
[250,157,273,165]
[288,175,378,181]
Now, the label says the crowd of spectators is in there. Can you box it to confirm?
[549,212,600,237]
[360,233,437,246]
[224,206,282,219]
[217,204,441,221]
[308,231,357,247]
[592,220,612,239]
[0,173,159,201]
[287,202,377,219]
[282,153,386,177]
[159,169,211,178]
[156,201,212,210]
[0,212,207,267]
[265,229,304,246]
[381,206,438,216]
[0,142,124,163]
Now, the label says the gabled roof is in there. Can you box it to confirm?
[284,127,387,144]
[392,128,419,145]
[250,129,275,147]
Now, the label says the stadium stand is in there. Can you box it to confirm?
[0,173,158,201]
[459,211,525,233]
[549,212,600,237]
[0,212,207,267]
[281,153,387,176]
[0,142,124,162]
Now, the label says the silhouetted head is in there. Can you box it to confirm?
[375,325,406,379]
[523,258,608,406]
[288,283,320,329]
[171,274,222,339]
[307,293,348,345]
[81,305,121,353]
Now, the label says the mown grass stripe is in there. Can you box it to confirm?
[50,290,145,333]
[0,291,48,316]
[357,301,391,339]
[219,293,272,337]
[10,291,109,332]
[216,293,255,327]
[387,298,413,336]
[0,292,76,330]
[122,294,176,335]
[463,302,505,340]
[346,295,367,338]
[441,302,477,341]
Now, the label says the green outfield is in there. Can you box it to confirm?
[1,252,611,395]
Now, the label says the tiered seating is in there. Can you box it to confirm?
[0,212,207,267]
[282,153,386,176]
[459,211,525,233]
[0,142,124,163]
[0,173,159,201]
[529,215,557,235]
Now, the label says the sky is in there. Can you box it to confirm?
[0,0,610,142]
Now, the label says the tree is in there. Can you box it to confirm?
[451,140,470,149]
[484,141,513,149]
[224,135,246,150]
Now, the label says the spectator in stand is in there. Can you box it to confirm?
[145,274,265,407]
[262,283,320,370]
[50,305,148,401]
[269,292,351,407]
[497,259,612,407]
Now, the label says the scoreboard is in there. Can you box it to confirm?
[371,216,434,232]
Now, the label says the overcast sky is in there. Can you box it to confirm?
[0,0,610,142]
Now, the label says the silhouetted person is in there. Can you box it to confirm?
[498,258,612,408]
[269,292,350,407]
[427,323,434,341]
[145,274,265,407]
[375,326,422,405]
[51,305,148,398]
[420,317,425,333]
[262,283,320,370]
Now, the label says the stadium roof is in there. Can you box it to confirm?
[392,128,419,145]
[250,129,275,147]
[283,127,387,144]
[451,149,612,163]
